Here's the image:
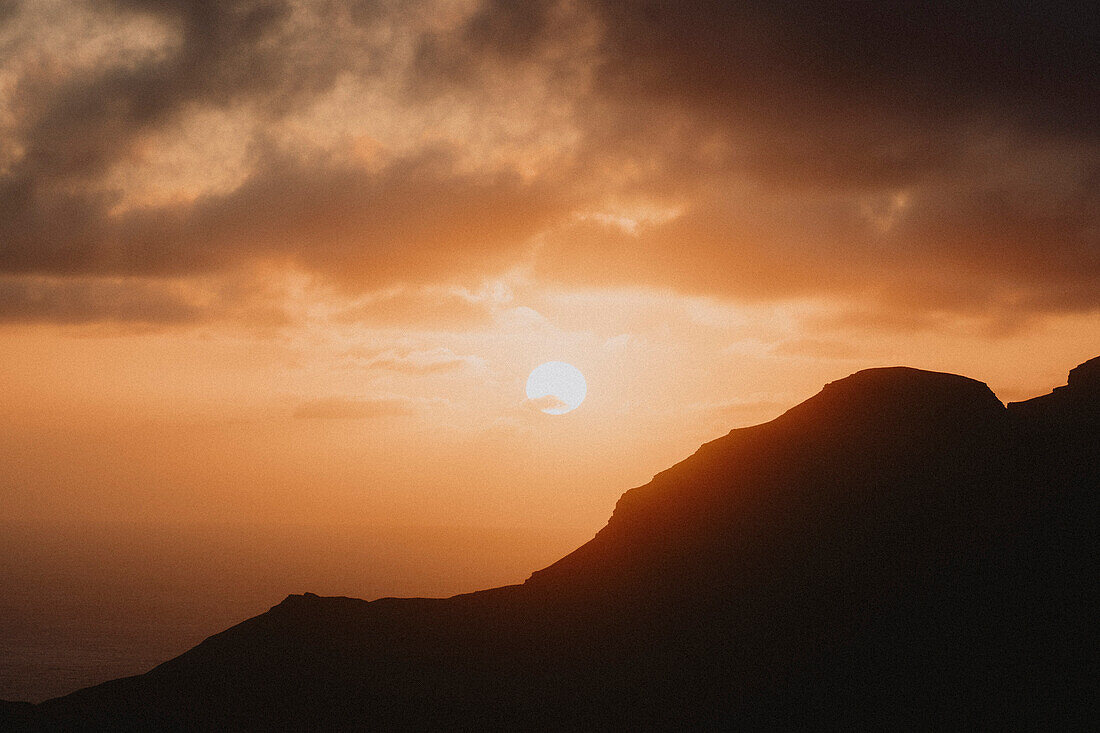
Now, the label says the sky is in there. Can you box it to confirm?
[1,0,1097,536]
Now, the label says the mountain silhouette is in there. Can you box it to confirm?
[4,358,1097,730]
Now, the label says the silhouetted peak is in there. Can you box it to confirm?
[1007,355,1100,426]
[529,366,1010,591]
[778,366,1004,433]
[277,592,318,606]
[822,366,999,405]
[1067,355,1100,394]
[271,593,372,617]
[269,593,325,616]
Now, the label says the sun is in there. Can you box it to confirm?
[526,361,587,415]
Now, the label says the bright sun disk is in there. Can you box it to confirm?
[526,361,587,414]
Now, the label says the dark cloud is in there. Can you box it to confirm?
[7,0,350,186]
[436,1,1097,183]
[537,170,1099,317]
[1,147,567,282]
[2,0,1097,325]
[0,9,566,323]
[439,0,1100,317]
[0,0,378,293]
[412,0,587,93]
[589,2,1097,133]
[0,1,19,25]
[0,275,202,325]
[0,273,290,327]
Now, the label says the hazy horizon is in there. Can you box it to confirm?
[0,518,593,702]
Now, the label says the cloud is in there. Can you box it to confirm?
[534,175,1100,320]
[1,0,1096,326]
[292,395,430,420]
[335,287,498,330]
[0,1,18,27]
[525,394,569,413]
[436,1,1100,319]
[464,1,1098,168]
[2,1,571,303]
[0,147,567,280]
[3,0,348,187]
[0,272,292,328]
[0,275,202,325]
[357,347,484,374]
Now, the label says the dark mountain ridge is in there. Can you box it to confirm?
[4,358,1097,730]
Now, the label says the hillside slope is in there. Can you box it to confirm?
[9,358,1098,730]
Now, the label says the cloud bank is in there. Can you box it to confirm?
[0,0,1095,325]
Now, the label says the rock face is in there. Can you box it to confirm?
[7,359,1098,731]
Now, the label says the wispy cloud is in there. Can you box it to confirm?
[355,347,485,375]
[525,394,569,413]
[293,395,438,420]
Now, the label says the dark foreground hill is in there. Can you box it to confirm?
[4,358,1097,730]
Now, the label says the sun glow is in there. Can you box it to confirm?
[526,361,587,414]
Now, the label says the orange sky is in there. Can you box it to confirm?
[1,0,1097,537]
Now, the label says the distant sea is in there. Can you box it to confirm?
[0,520,588,703]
